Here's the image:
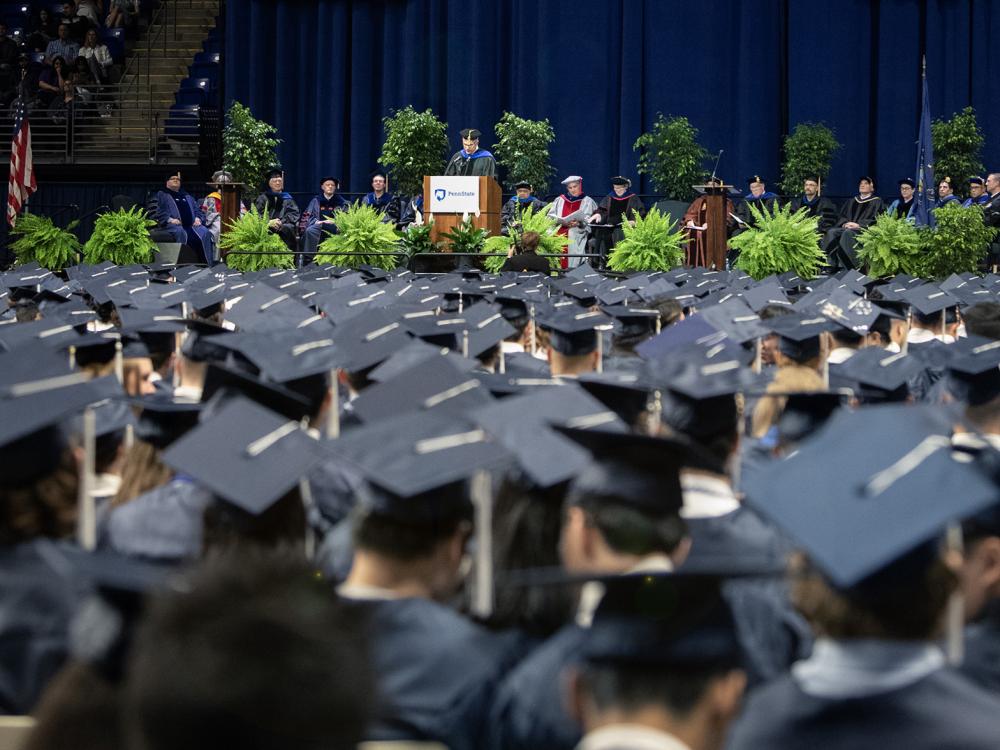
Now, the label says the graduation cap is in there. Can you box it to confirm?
[0,372,116,487]
[471,386,625,488]
[898,177,916,188]
[744,404,997,591]
[538,309,612,357]
[577,372,656,427]
[513,181,533,191]
[0,342,73,389]
[367,341,476,384]
[746,175,764,186]
[581,573,742,669]
[370,169,388,181]
[901,284,959,318]
[767,312,838,361]
[330,308,414,373]
[464,308,518,359]
[819,289,880,335]
[132,396,203,449]
[327,409,512,523]
[554,427,687,517]
[0,318,84,352]
[459,128,482,140]
[68,331,120,367]
[185,283,228,317]
[698,298,767,344]
[969,176,986,186]
[201,362,315,422]
[858,175,875,187]
[946,337,1000,406]
[230,328,339,382]
[741,283,791,313]
[350,353,493,423]
[776,392,846,447]
[834,347,925,402]
[179,320,232,363]
[634,314,729,362]
[657,353,754,445]
[600,306,659,340]
[561,175,584,186]
[264,166,284,180]
[319,176,341,188]
[610,176,632,187]
[163,395,324,515]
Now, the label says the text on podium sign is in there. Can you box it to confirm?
[428,176,481,213]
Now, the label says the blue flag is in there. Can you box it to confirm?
[913,63,935,227]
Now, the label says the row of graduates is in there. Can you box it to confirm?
[5,257,1000,750]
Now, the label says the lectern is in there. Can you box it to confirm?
[212,180,245,260]
[689,183,734,270]
[424,175,502,247]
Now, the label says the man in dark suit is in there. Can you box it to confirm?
[789,176,837,234]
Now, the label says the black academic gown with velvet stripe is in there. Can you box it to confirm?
[728,667,1000,750]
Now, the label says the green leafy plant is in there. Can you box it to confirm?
[83,207,157,266]
[218,206,295,271]
[932,107,985,197]
[480,205,568,272]
[378,106,449,197]
[855,212,924,278]
[730,203,826,280]
[10,213,81,270]
[633,115,709,201]
[779,123,841,195]
[315,202,403,271]
[606,207,686,273]
[493,112,556,193]
[914,204,999,278]
[223,101,282,191]
[398,222,437,257]
[441,218,489,258]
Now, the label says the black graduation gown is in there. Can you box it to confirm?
[735,194,778,230]
[501,197,547,234]
[253,191,301,251]
[835,195,884,229]
[983,192,1000,228]
[501,253,551,274]
[348,596,518,750]
[0,540,82,714]
[488,624,586,750]
[444,149,497,178]
[728,668,1000,750]
[789,195,838,233]
[101,479,210,562]
[962,602,1000,693]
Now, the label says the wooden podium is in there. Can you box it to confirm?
[424,175,502,248]
[212,181,245,260]
[691,183,733,270]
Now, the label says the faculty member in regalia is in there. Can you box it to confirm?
[155,171,216,264]
[822,176,883,270]
[501,181,547,235]
[588,176,645,258]
[547,175,597,269]
[444,128,497,177]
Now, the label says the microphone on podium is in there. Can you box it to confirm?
[709,149,724,182]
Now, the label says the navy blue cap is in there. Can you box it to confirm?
[744,404,997,589]
[538,309,612,356]
[132,396,203,449]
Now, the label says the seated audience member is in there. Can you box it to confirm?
[58,2,88,44]
[75,0,103,27]
[124,554,374,750]
[299,176,349,265]
[734,174,778,231]
[253,168,300,253]
[79,28,113,83]
[38,56,70,107]
[822,176,883,270]
[106,0,137,29]
[0,24,18,92]
[501,181,547,235]
[887,177,917,220]
[362,170,393,213]
[46,23,80,63]
[501,230,551,274]
[154,171,216,265]
[789,176,837,233]
[28,8,59,52]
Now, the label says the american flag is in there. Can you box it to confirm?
[7,98,36,227]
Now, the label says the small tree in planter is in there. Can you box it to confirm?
[218,206,295,271]
[730,203,826,280]
[223,101,282,191]
[633,115,709,202]
[378,106,449,198]
[83,207,157,265]
[779,123,840,196]
[606,207,686,273]
[855,212,924,278]
[316,203,403,271]
[932,107,985,196]
[493,112,556,194]
[11,213,81,270]
[914,204,998,278]
[481,206,567,273]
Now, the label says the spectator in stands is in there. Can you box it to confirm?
[253,168,300,253]
[75,0,104,28]
[27,8,59,53]
[0,24,19,92]
[79,28,113,84]
[38,56,70,108]
[58,3,89,44]
[46,24,80,64]
[106,0,138,29]
[14,53,43,105]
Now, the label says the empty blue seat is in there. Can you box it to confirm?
[174,87,205,107]
[164,104,199,139]
[189,61,218,80]
[179,76,211,91]
[193,50,220,65]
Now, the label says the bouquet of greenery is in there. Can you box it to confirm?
[316,202,402,271]
[441,217,488,256]
[82,206,157,266]
[730,203,825,280]
[606,207,686,273]
[218,205,295,271]
[855,212,924,278]
[915,204,999,278]
[10,213,81,270]
[398,222,437,257]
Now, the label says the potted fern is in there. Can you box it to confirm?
[855,212,924,278]
[316,203,403,271]
[915,204,999,278]
[481,206,567,273]
[10,213,81,270]
[729,203,826,280]
[83,207,157,266]
[606,207,686,273]
[218,206,295,271]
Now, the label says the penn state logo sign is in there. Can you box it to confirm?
[434,188,446,201]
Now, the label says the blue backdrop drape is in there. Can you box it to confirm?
[225,0,1000,198]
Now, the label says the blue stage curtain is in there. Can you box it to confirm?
[224,0,998,199]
